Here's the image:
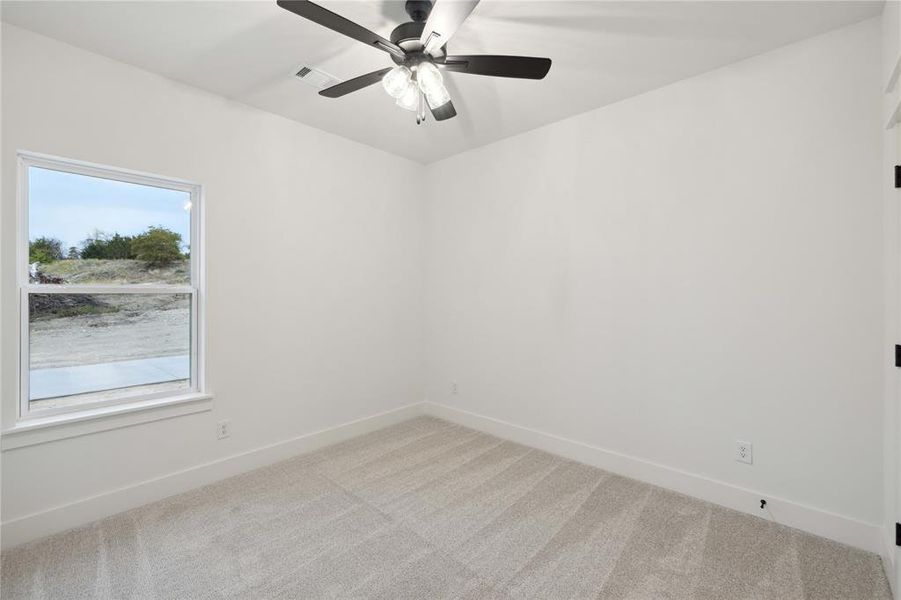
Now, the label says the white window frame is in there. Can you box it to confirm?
[16,151,206,423]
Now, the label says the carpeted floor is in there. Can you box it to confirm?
[1,416,891,599]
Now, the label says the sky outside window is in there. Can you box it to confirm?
[28,166,191,253]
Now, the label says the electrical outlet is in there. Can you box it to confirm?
[450,381,458,395]
[217,420,231,440]
[735,440,753,464]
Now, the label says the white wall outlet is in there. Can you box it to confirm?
[450,381,458,395]
[735,440,753,464]
[217,420,231,440]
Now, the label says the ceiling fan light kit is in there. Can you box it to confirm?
[382,65,413,98]
[277,0,552,124]
[396,79,420,110]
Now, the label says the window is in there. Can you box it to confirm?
[17,152,204,421]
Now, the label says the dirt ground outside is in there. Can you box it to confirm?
[30,294,190,369]
[27,259,192,407]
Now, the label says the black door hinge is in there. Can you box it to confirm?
[896,165,900,189]
[895,345,901,367]
[896,522,901,546]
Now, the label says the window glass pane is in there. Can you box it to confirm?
[28,166,191,285]
[28,293,191,411]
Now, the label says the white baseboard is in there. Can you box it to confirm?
[0,402,426,549]
[422,401,884,556]
[883,528,897,598]
[3,400,886,560]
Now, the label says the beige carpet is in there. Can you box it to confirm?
[1,416,891,599]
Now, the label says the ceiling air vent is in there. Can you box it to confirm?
[294,66,340,91]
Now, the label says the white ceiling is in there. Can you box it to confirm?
[1,0,883,164]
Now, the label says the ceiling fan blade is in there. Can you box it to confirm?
[440,55,552,79]
[319,68,393,98]
[420,0,480,55]
[277,0,405,59]
[429,100,457,121]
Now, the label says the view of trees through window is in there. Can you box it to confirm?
[25,163,196,412]
[31,227,186,267]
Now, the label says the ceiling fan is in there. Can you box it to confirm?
[277,0,552,124]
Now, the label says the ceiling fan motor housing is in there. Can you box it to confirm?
[390,20,445,63]
[390,21,425,49]
[389,0,447,62]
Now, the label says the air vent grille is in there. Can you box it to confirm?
[294,66,340,90]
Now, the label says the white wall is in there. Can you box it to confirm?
[0,24,424,537]
[0,15,890,556]
[424,17,884,536]
[883,0,901,589]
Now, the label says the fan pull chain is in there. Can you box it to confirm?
[416,90,426,125]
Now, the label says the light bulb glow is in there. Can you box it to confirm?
[425,83,451,109]
[416,62,444,98]
[382,66,412,99]
[396,82,420,111]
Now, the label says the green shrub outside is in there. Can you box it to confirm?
[130,227,184,266]
[29,237,64,263]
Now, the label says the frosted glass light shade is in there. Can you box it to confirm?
[396,82,420,111]
[382,66,412,99]
[425,83,451,109]
[416,62,444,98]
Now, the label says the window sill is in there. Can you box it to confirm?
[1,392,213,451]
